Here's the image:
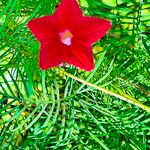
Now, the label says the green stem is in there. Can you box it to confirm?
[58,69,150,112]
[42,71,47,98]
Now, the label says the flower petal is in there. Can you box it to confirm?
[54,0,82,30]
[64,42,94,71]
[73,16,112,44]
[27,16,58,42]
[39,40,65,70]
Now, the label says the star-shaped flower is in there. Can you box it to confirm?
[27,0,112,71]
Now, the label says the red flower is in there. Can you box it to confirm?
[27,0,112,71]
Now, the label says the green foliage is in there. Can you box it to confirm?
[0,0,150,149]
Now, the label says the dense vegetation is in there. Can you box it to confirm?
[0,0,150,149]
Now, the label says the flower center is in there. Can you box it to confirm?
[59,30,73,46]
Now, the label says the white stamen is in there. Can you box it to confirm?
[62,37,72,46]
[59,30,73,46]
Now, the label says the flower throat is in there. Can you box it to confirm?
[59,30,73,46]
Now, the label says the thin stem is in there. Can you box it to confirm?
[57,68,150,112]
[42,71,47,98]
